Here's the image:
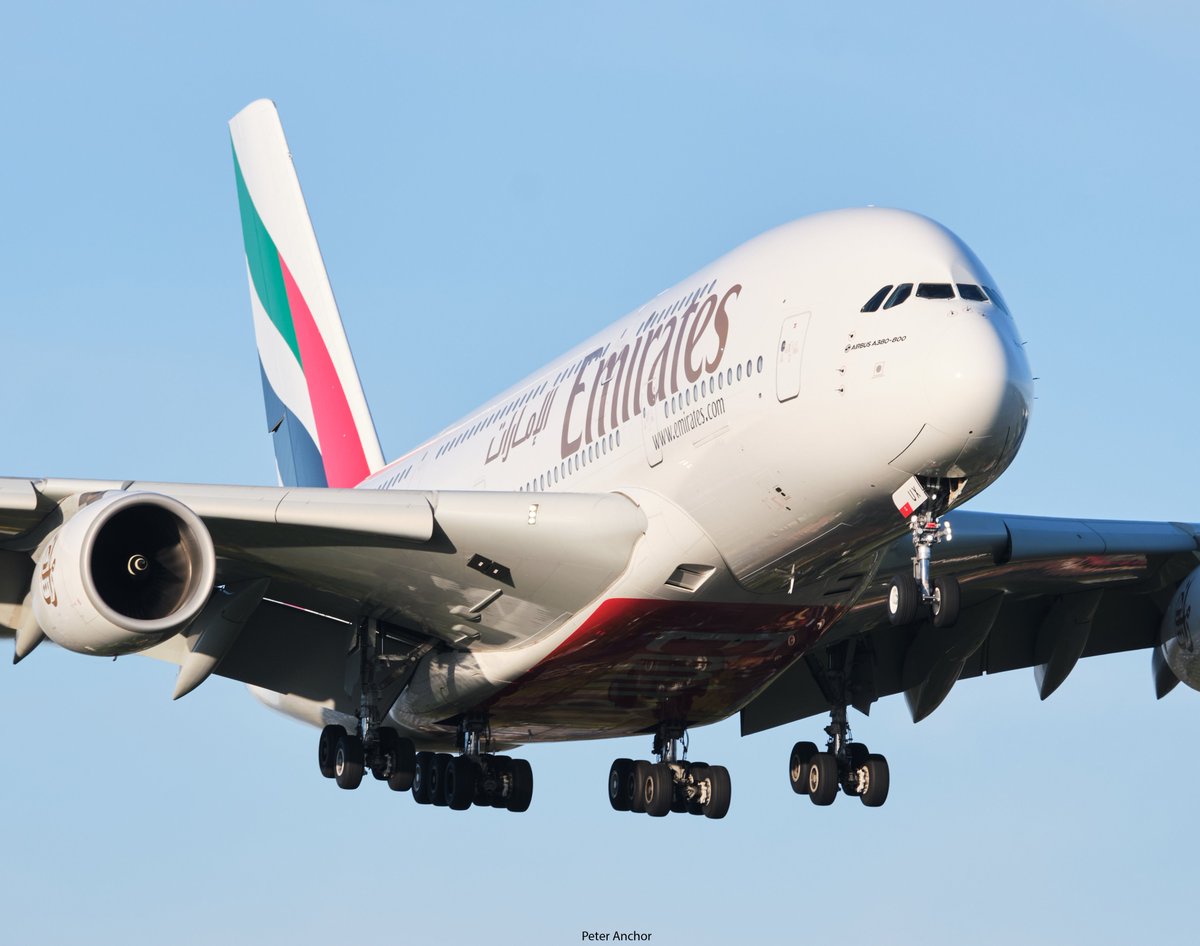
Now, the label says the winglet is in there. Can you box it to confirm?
[229,100,385,488]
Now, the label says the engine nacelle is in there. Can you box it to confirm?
[32,491,216,656]
[1160,565,1200,692]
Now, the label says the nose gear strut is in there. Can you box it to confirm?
[886,479,961,628]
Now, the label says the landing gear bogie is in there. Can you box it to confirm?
[609,724,732,819]
[789,696,892,808]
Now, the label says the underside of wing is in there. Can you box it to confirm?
[0,477,647,712]
[741,509,1200,735]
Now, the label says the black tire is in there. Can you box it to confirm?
[932,575,961,628]
[703,765,732,820]
[789,741,818,794]
[385,736,416,792]
[445,756,477,811]
[807,752,838,806]
[430,753,451,806]
[334,733,364,790]
[686,763,708,815]
[860,754,890,808]
[630,761,651,814]
[317,725,344,779]
[644,762,673,817]
[506,758,534,812]
[887,574,920,626]
[412,751,434,804]
[608,758,634,811]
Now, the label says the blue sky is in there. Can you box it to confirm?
[2,2,1198,943]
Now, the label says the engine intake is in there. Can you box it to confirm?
[32,491,216,655]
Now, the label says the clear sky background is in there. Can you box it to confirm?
[2,2,1198,944]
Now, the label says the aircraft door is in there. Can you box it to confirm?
[641,405,664,467]
[776,312,811,402]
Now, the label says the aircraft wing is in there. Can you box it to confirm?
[0,477,647,710]
[741,510,1200,734]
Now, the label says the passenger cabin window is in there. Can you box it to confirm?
[915,283,954,299]
[861,285,893,312]
[882,283,913,309]
[957,284,987,301]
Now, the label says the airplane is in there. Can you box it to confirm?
[3,99,1198,819]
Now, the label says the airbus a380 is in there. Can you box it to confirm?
[4,100,1198,818]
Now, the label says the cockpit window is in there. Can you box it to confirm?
[957,284,987,301]
[882,283,912,309]
[861,285,893,312]
[982,285,1010,314]
[915,283,954,300]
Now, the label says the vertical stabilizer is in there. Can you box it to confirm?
[229,99,385,488]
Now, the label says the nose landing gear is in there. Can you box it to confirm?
[887,484,960,628]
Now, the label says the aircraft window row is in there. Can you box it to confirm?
[378,465,414,489]
[861,282,1002,312]
[436,379,556,459]
[637,279,718,335]
[662,358,762,418]
[520,429,622,492]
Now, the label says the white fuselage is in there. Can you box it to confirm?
[267,208,1034,744]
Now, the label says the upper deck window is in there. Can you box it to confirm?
[915,283,955,300]
[882,283,913,309]
[861,285,893,313]
[957,284,988,301]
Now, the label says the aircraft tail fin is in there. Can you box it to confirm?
[229,99,385,488]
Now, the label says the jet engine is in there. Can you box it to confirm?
[1159,565,1200,692]
[31,491,216,656]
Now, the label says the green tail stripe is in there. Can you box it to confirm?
[232,139,302,365]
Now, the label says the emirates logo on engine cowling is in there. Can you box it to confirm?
[39,538,58,608]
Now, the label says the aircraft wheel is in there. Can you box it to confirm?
[807,752,838,806]
[643,762,673,818]
[887,574,920,626]
[491,756,513,808]
[430,752,452,806]
[412,751,434,804]
[789,741,818,794]
[445,756,477,811]
[702,765,731,820]
[608,758,634,811]
[843,743,870,796]
[506,758,534,812]
[932,575,961,628]
[334,733,364,790]
[317,724,344,779]
[860,754,890,808]
[630,761,651,814]
[384,733,416,792]
[685,762,708,815]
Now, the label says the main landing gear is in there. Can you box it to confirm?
[317,716,535,813]
[410,716,534,813]
[789,704,889,807]
[887,493,960,628]
[608,724,731,819]
[314,617,534,812]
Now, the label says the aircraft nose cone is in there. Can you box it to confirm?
[939,310,1031,439]
[890,309,1032,478]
